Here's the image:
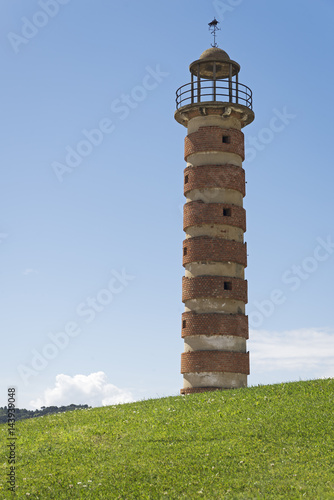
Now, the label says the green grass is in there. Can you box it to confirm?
[1,378,334,499]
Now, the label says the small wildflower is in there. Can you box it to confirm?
[77,482,82,484]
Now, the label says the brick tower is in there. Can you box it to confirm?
[175,45,254,395]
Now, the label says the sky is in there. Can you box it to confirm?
[1,0,334,409]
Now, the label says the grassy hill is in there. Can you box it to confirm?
[1,378,334,499]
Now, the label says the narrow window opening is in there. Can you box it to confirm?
[184,175,189,184]
[182,320,186,329]
[223,208,231,217]
[222,135,230,144]
[183,247,187,256]
[224,281,232,290]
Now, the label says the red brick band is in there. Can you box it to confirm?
[181,312,248,339]
[183,237,247,267]
[182,276,248,303]
[184,127,244,161]
[183,201,246,232]
[184,164,245,197]
[180,387,223,395]
[181,351,250,374]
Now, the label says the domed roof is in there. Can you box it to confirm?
[189,47,239,79]
[199,47,231,62]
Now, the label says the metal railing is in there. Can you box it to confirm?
[176,79,253,110]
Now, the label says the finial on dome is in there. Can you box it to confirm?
[208,18,220,48]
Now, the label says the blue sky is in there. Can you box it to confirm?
[1,0,334,409]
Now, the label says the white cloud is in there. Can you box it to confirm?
[23,268,38,276]
[30,372,134,409]
[248,327,334,386]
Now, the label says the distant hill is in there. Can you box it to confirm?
[1,379,333,498]
[0,403,90,423]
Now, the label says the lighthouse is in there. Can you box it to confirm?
[175,27,254,395]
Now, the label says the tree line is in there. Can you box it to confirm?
[0,404,91,423]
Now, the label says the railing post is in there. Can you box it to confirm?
[236,72,239,104]
[191,73,194,104]
[197,63,201,103]
[229,63,232,102]
[213,62,216,102]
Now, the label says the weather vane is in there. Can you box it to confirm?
[208,18,220,48]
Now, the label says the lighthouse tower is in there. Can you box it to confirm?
[175,37,254,395]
